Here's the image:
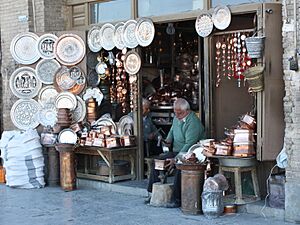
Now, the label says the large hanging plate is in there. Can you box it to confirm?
[123,20,139,49]
[54,34,86,66]
[88,26,102,52]
[113,22,125,50]
[36,59,61,84]
[135,18,155,47]
[55,66,76,91]
[10,99,41,130]
[10,67,42,99]
[212,5,231,30]
[99,23,115,51]
[37,102,58,127]
[55,91,77,110]
[38,85,59,105]
[72,96,86,123]
[68,72,86,95]
[195,13,214,38]
[10,32,40,65]
[123,51,141,75]
[36,33,58,59]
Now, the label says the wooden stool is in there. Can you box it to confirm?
[219,165,260,204]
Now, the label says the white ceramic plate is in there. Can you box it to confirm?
[212,5,231,30]
[10,32,40,64]
[135,18,155,47]
[100,23,115,51]
[94,118,117,134]
[124,51,141,75]
[37,103,58,127]
[36,33,58,59]
[10,99,41,130]
[10,67,42,99]
[187,144,206,163]
[123,20,138,49]
[88,26,102,52]
[118,115,134,135]
[58,128,77,144]
[195,13,214,38]
[114,22,125,50]
[36,59,61,84]
[38,85,59,105]
[55,91,77,110]
[72,96,86,123]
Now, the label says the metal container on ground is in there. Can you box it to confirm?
[202,190,224,219]
[176,163,205,215]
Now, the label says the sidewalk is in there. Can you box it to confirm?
[0,184,294,225]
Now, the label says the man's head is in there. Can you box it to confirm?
[173,98,190,120]
[142,98,151,116]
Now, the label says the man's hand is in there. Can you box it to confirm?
[162,139,172,148]
[165,158,175,169]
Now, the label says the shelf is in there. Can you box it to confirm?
[151,105,173,110]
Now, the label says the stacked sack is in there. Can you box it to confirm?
[0,129,45,188]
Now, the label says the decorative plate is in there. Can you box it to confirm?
[10,99,41,130]
[36,33,58,59]
[87,70,100,87]
[68,73,86,95]
[58,128,77,144]
[37,102,58,127]
[69,66,82,80]
[123,51,141,74]
[135,18,155,47]
[118,115,134,135]
[93,118,117,134]
[187,144,206,163]
[212,5,231,30]
[10,32,40,65]
[72,96,86,123]
[99,23,115,51]
[55,66,76,90]
[55,91,77,110]
[10,67,42,99]
[54,34,86,66]
[123,20,139,49]
[195,13,214,38]
[95,61,108,75]
[113,22,125,50]
[87,26,102,52]
[87,51,99,69]
[38,85,59,105]
[36,59,61,84]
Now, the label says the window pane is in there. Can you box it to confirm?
[90,0,131,24]
[138,0,204,17]
[211,0,260,7]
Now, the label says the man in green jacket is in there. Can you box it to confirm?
[146,98,205,207]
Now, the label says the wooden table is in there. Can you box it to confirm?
[75,146,137,183]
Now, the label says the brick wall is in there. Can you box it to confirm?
[282,0,300,222]
[0,0,67,131]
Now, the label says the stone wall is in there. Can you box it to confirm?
[282,0,300,223]
[0,0,67,131]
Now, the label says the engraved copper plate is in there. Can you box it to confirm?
[10,99,41,130]
[88,26,102,52]
[10,32,40,65]
[55,66,76,90]
[54,34,86,66]
[212,5,231,30]
[72,96,86,123]
[195,13,214,38]
[38,85,59,105]
[124,51,141,75]
[36,59,61,84]
[135,18,155,47]
[10,67,42,99]
[36,33,58,59]
[100,23,115,51]
[123,20,138,49]
[68,73,86,95]
[113,22,125,50]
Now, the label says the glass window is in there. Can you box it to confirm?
[90,0,131,24]
[211,0,260,7]
[138,0,204,17]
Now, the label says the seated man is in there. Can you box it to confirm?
[146,98,205,207]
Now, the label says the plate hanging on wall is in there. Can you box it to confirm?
[36,33,58,59]
[123,20,139,49]
[72,96,86,123]
[38,85,59,105]
[36,59,61,84]
[54,34,86,66]
[10,99,41,130]
[100,23,115,51]
[123,51,141,75]
[10,32,40,65]
[195,13,214,38]
[212,5,231,30]
[135,18,155,47]
[114,22,125,50]
[10,67,42,99]
[88,26,102,52]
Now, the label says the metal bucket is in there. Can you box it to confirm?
[202,190,223,219]
[245,37,265,58]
